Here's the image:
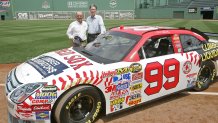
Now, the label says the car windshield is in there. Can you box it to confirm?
[84,31,141,62]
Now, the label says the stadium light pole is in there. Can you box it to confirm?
[10,0,15,19]
[51,0,54,19]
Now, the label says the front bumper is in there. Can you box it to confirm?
[8,113,34,123]
[8,113,50,123]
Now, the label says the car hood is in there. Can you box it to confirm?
[6,48,101,87]
[23,47,101,79]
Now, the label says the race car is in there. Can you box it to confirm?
[6,26,218,123]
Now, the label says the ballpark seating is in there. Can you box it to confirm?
[188,0,218,8]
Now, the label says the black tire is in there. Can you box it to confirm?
[193,60,216,91]
[54,86,102,123]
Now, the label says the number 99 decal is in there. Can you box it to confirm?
[144,58,180,95]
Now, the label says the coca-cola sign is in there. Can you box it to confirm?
[31,104,51,112]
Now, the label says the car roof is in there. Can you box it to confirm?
[111,26,178,35]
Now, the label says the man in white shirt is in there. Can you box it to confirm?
[86,4,106,43]
[66,11,88,47]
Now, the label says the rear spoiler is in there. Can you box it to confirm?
[203,32,218,37]
[190,28,218,41]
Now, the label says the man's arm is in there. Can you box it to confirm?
[99,16,106,34]
[66,23,74,39]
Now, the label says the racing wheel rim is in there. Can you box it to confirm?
[68,95,94,122]
[197,66,211,88]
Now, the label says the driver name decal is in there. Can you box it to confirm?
[55,49,93,70]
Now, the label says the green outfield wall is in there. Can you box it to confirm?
[1,0,218,20]
[9,0,135,20]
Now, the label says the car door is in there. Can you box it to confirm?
[137,34,201,103]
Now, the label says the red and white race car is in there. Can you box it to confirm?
[6,26,218,123]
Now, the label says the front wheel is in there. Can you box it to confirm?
[193,61,216,91]
[54,86,102,123]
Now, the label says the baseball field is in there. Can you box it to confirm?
[1,19,218,123]
[1,19,218,63]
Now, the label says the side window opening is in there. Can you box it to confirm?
[138,35,175,59]
[180,34,204,52]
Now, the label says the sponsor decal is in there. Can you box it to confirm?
[186,73,197,78]
[17,105,32,113]
[35,92,57,99]
[202,43,218,51]
[106,73,130,93]
[36,111,49,120]
[16,104,33,118]
[172,35,182,52]
[31,99,54,104]
[56,49,93,70]
[201,49,218,61]
[105,85,116,93]
[26,56,68,78]
[110,89,129,100]
[127,98,141,106]
[31,104,51,112]
[183,61,192,74]
[110,97,125,105]
[173,34,180,41]
[116,82,129,91]
[65,93,81,110]
[130,83,142,91]
[132,72,143,81]
[129,63,142,73]
[41,85,57,92]
[113,73,131,84]
[187,78,196,88]
[201,43,218,61]
[110,103,123,112]
[126,93,142,106]
[186,73,197,88]
[102,70,117,78]
[130,80,142,85]
[116,67,129,75]
[129,93,141,100]
[115,63,142,75]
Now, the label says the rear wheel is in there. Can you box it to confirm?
[54,86,102,123]
[193,61,216,91]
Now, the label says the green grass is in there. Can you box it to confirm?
[0,19,218,63]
